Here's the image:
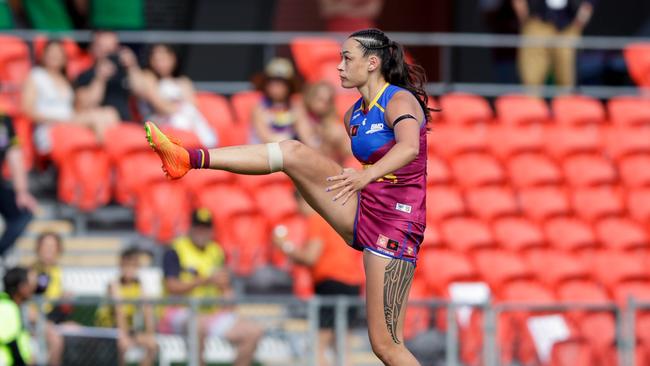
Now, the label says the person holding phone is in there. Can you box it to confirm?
[74,31,145,122]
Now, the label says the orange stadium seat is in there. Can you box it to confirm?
[253,184,298,224]
[557,280,609,305]
[605,126,650,160]
[134,180,191,243]
[619,155,650,188]
[627,188,650,224]
[474,250,534,290]
[195,91,243,146]
[586,250,649,290]
[550,339,595,366]
[334,91,361,119]
[507,153,563,188]
[230,90,262,127]
[49,124,99,164]
[450,153,505,188]
[552,95,606,126]
[57,148,112,211]
[421,222,442,251]
[604,343,647,366]
[403,278,433,341]
[426,154,452,185]
[487,125,545,160]
[181,170,235,205]
[562,154,617,187]
[495,94,550,126]
[315,60,345,89]
[461,309,516,366]
[614,282,650,307]
[519,186,571,221]
[159,126,202,148]
[428,125,488,159]
[465,186,519,221]
[438,93,493,125]
[271,213,308,269]
[236,173,292,194]
[543,217,598,252]
[220,212,270,275]
[290,37,341,82]
[196,184,256,229]
[526,250,590,288]
[114,152,169,206]
[425,186,466,222]
[571,187,625,222]
[556,278,614,358]
[440,217,495,252]
[103,123,150,162]
[0,35,31,88]
[419,249,477,294]
[545,125,603,160]
[498,280,557,365]
[10,115,34,171]
[624,43,650,88]
[493,217,546,252]
[608,96,650,127]
[595,217,649,251]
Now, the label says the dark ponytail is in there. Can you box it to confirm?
[350,29,433,122]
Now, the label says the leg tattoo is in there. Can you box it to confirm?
[383,259,415,344]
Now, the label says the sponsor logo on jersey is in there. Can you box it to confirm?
[376,234,400,251]
[395,203,412,214]
[365,123,384,134]
[352,113,361,120]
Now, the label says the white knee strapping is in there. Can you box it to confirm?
[266,142,284,172]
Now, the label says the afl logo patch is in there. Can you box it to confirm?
[350,125,359,137]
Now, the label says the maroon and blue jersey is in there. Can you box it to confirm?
[348,83,427,263]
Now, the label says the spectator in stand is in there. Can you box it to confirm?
[160,209,264,366]
[0,267,37,366]
[0,113,37,259]
[273,192,363,366]
[74,31,145,121]
[22,40,119,153]
[31,231,79,366]
[319,0,384,32]
[95,247,157,366]
[480,0,520,83]
[250,58,317,146]
[297,81,352,164]
[136,44,217,148]
[513,0,595,87]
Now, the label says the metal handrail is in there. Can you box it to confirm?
[0,30,648,50]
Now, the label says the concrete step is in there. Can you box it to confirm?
[17,253,118,267]
[24,220,74,236]
[15,236,123,252]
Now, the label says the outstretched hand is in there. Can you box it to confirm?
[326,168,373,205]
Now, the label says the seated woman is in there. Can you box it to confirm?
[22,40,119,154]
[297,81,352,164]
[137,44,217,148]
[31,232,77,366]
[250,58,317,145]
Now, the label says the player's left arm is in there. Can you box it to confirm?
[363,91,423,181]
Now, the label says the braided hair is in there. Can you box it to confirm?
[349,29,433,122]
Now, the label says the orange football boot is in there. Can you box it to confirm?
[144,121,191,179]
